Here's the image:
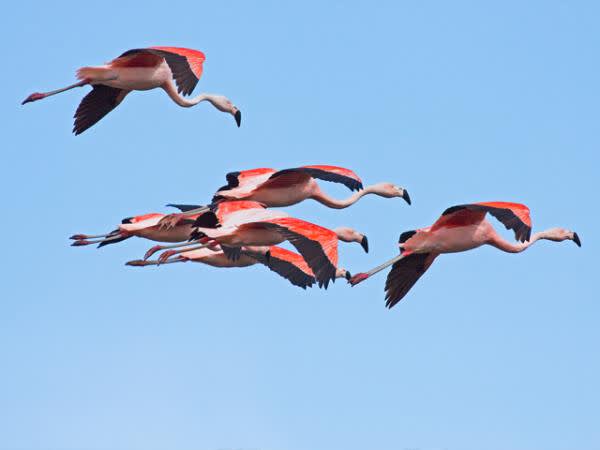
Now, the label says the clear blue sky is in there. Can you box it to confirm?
[1,1,598,449]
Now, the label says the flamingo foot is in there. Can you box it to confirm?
[348,272,370,286]
[144,245,163,260]
[158,214,184,230]
[22,92,46,105]
[69,234,89,240]
[126,259,153,267]
[71,240,92,247]
[157,250,177,265]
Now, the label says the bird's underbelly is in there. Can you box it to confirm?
[420,225,486,254]
[249,186,311,207]
[134,225,193,242]
[193,254,257,268]
[223,229,285,247]
[103,66,170,91]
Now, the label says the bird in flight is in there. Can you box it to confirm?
[349,202,581,308]
[22,46,241,134]
[145,201,368,288]
[126,245,352,290]
[159,165,410,229]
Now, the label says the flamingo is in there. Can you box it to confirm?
[159,165,410,229]
[145,201,368,288]
[126,245,352,290]
[69,205,204,248]
[349,202,581,308]
[22,46,241,134]
[69,201,255,248]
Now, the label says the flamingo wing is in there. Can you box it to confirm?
[385,253,437,308]
[248,246,316,289]
[73,85,129,135]
[166,204,204,212]
[258,218,339,289]
[213,168,277,201]
[437,202,532,242]
[115,47,205,96]
[268,165,363,191]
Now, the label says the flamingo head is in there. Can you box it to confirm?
[545,228,581,247]
[206,95,241,127]
[334,227,369,253]
[372,182,411,205]
[335,268,352,280]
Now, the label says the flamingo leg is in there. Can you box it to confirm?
[143,238,210,260]
[158,206,211,230]
[126,256,186,267]
[70,232,116,240]
[348,253,405,286]
[22,80,90,104]
[157,244,208,264]
[71,233,124,247]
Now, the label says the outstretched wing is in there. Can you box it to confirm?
[115,47,205,96]
[385,253,437,308]
[256,218,339,289]
[249,246,316,289]
[213,168,277,201]
[434,202,532,242]
[267,165,363,192]
[73,85,129,135]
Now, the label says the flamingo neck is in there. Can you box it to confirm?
[163,82,210,107]
[311,185,375,209]
[487,229,555,253]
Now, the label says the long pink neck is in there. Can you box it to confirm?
[487,229,558,253]
[162,81,210,108]
[311,185,378,209]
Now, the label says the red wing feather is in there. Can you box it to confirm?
[436,202,532,242]
[116,47,205,96]
[259,218,339,288]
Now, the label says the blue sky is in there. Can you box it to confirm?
[1,1,598,449]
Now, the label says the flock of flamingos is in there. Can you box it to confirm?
[23,46,581,307]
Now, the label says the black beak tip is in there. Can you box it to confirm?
[573,232,581,247]
[345,271,352,281]
[234,110,242,127]
[402,189,411,205]
[361,236,369,253]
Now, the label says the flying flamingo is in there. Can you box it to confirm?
[145,201,368,288]
[22,46,241,134]
[349,202,581,308]
[159,165,410,229]
[126,245,352,290]
[69,202,251,248]
[69,205,204,248]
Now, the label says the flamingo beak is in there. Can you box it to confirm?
[402,189,411,205]
[344,271,352,281]
[573,232,581,247]
[234,109,242,127]
[360,235,369,253]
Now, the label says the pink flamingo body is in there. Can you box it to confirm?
[350,202,581,308]
[127,245,351,289]
[70,212,199,247]
[148,201,368,288]
[160,165,410,229]
[22,46,241,134]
